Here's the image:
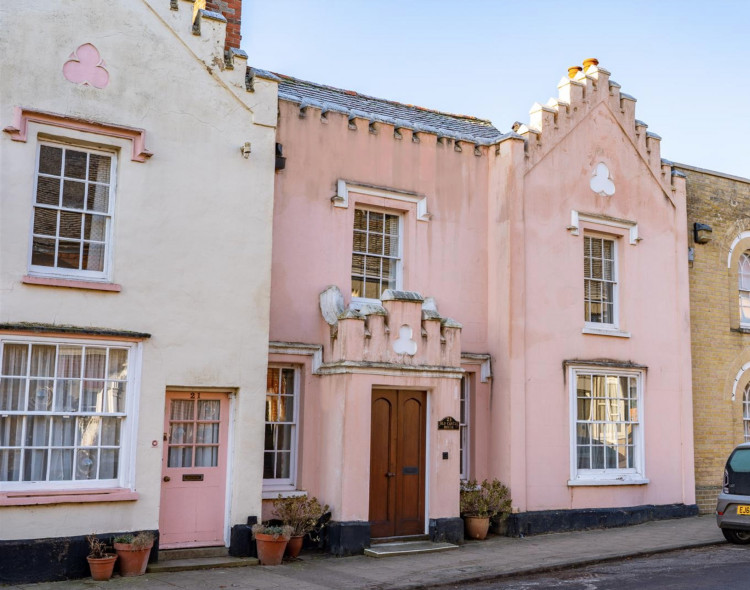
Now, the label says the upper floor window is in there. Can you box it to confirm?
[739,252,750,327]
[351,208,401,302]
[0,337,138,490]
[264,366,298,490]
[459,376,470,481]
[584,236,617,326]
[30,143,115,281]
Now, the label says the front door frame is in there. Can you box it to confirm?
[369,388,428,538]
[159,387,235,548]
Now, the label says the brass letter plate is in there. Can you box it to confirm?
[182,474,204,482]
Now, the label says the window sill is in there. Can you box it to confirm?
[261,489,307,500]
[731,326,750,335]
[581,326,631,338]
[568,478,649,487]
[23,276,122,292]
[0,488,138,506]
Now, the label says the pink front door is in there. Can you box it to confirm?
[159,391,230,548]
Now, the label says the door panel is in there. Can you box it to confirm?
[369,390,426,538]
[159,391,229,548]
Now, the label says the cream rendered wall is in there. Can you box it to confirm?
[0,0,277,540]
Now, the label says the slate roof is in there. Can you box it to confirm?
[274,72,511,145]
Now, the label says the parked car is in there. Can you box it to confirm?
[716,442,750,544]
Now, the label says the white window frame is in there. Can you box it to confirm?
[739,252,750,328]
[0,335,141,492]
[568,365,647,486]
[350,207,403,306]
[28,140,117,282]
[459,376,470,481]
[583,234,619,330]
[263,365,300,492]
[744,383,750,443]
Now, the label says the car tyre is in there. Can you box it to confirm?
[722,528,750,544]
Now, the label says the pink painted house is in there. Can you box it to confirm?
[266,60,696,552]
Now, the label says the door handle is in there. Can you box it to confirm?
[385,472,395,477]
[163,476,171,482]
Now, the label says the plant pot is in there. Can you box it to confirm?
[285,535,304,558]
[87,555,117,581]
[255,533,289,565]
[464,516,490,540]
[114,542,153,576]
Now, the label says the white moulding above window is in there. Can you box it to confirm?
[333,179,431,221]
[567,210,641,245]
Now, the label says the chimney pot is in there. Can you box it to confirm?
[568,66,583,79]
[583,58,599,71]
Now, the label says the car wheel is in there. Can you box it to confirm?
[722,528,750,544]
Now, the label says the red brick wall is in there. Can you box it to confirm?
[206,0,242,51]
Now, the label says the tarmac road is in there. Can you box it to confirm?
[451,544,750,590]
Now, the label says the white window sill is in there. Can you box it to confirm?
[582,326,631,338]
[0,488,138,506]
[261,489,308,500]
[568,478,649,487]
[23,275,121,292]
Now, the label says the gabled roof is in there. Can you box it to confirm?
[274,72,510,145]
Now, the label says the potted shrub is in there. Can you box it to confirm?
[272,494,330,557]
[460,478,512,540]
[252,524,293,565]
[86,535,117,581]
[113,531,154,576]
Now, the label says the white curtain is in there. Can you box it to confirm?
[168,400,194,467]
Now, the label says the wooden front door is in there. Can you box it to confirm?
[369,390,426,538]
[159,391,230,548]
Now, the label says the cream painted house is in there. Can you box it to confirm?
[0,0,278,582]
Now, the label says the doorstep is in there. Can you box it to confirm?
[364,540,458,558]
[148,547,258,573]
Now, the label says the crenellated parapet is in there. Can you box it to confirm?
[319,287,462,370]
[145,1,277,123]
[514,59,682,200]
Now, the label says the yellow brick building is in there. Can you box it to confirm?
[679,163,750,512]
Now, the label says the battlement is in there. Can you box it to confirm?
[514,59,682,198]
[319,287,462,369]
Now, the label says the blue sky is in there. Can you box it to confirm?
[242,0,749,177]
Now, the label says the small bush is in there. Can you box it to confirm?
[251,523,293,541]
[272,494,330,538]
[460,478,512,519]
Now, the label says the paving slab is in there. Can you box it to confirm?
[14,515,724,590]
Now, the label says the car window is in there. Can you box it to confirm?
[729,449,750,472]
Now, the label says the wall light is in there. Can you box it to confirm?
[693,223,712,244]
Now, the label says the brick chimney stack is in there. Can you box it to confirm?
[206,0,242,51]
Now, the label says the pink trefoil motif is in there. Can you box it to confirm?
[62,43,109,89]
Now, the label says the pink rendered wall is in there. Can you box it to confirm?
[270,102,490,351]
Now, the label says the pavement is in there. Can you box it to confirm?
[8,515,725,590]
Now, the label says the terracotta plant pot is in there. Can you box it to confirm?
[87,555,117,581]
[464,516,490,540]
[255,533,289,565]
[114,542,153,576]
[285,535,304,558]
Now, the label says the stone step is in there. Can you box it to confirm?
[364,540,458,558]
[371,534,430,545]
[158,546,228,561]
[147,555,258,573]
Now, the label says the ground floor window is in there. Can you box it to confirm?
[570,366,644,483]
[459,376,470,481]
[744,383,750,443]
[0,337,139,490]
[264,366,298,490]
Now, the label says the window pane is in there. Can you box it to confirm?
[195,446,218,467]
[100,418,121,446]
[351,253,365,275]
[369,212,384,233]
[31,237,56,267]
[2,344,28,376]
[62,180,85,209]
[0,450,22,481]
[168,446,192,468]
[88,154,111,184]
[264,424,274,450]
[57,240,81,269]
[0,378,25,411]
[353,208,366,230]
[196,423,219,444]
[36,176,61,206]
[49,449,74,481]
[59,211,83,239]
[281,369,294,394]
[50,416,76,446]
[77,416,101,446]
[351,277,364,298]
[353,230,366,253]
[108,349,128,379]
[83,214,106,241]
[82,381,104,412]
[170,422,193,445]
[198,400,220,421]
[28,379,53,411]
[99,449,118,479]
[364,278,380,299]
[26,416,51,445]
[275,424,293,451]
[54,379,80,412]
[0,416,23,446]
[105,381,126,412]
[76,448,98,480]
[84,348,107,379]
[33,208,58,236]
[39,145,63,175]
[24,449,48,481]
[64,150,87,179]
[263,451,274,478]
[385,214,398,235]
[276,452,291,479]
[368,233,383,255]
[170,400,194,421]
